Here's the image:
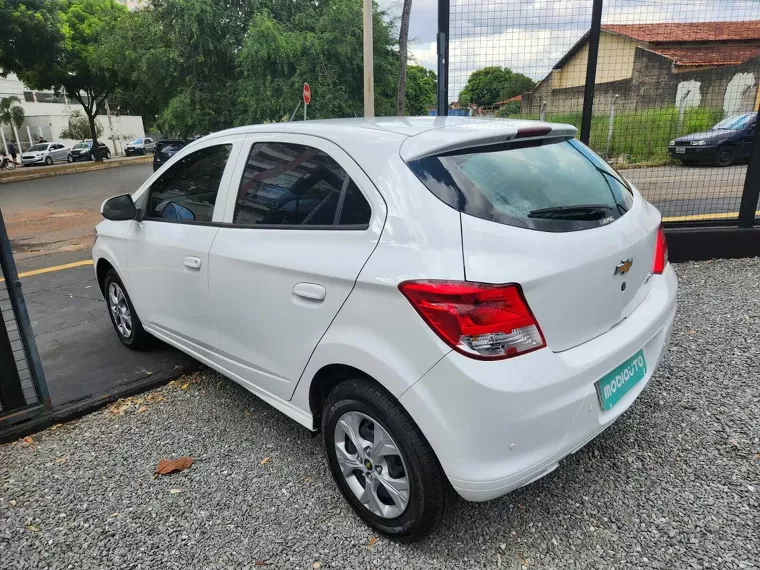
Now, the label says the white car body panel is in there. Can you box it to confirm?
[93,117,678,503]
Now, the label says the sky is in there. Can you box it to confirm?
[378,0,760,100]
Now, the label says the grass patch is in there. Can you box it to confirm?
[507,107,723,165]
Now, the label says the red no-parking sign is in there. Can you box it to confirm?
[303,83,311,106]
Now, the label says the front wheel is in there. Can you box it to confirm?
[322,378,451,542]
[715,145,736,167]
[66,154,73,163]
[44,156,53,165]
[4,161,16,170]
[105,151,111,159]
[103,269,150,350]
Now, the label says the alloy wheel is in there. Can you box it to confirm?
[108,282,133,339]
[333,411,410,519]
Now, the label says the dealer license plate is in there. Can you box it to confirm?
[596,350,647,411]
[675,146,686,154]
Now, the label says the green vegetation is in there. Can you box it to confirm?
[459,66,535,107]
[510,107,724,165]
[60,110,104,140]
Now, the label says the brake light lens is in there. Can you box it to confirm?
[653,226,668,274]
[398,280,546,360]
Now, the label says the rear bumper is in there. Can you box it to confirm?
[399,264,678,501]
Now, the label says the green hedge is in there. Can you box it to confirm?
[510,107,723,165]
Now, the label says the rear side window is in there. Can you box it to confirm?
[407,138,634,232]
[233,142,371,228]
[146,144,232,223]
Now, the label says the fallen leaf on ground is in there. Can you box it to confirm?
[180,382,190,390]
[50,424,62,431]
[154,456,193,476]
[754,453,760,460]
[244,410,252,416]
[303,476,312,483]
[368,536,378,549]
[9,499,17,506]
[26,524,41,532]
[55,456,68,464]
[313,563,321,569]
[138,406,148,413]
[22,436,34,446]
[169,489,183,494]
[111,512,120,517]
[255,561,272,567]
[108,402,131,415]
[260,457,271,465]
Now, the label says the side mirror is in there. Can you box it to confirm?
[101,194,137,221]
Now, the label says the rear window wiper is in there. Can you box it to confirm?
[528,204,613,220]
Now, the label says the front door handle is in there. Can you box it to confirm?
[293,282,326,301]
[183,256,202,270]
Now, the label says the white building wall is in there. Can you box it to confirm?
[1,72,146,154]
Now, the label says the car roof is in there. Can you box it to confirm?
[201,116,577,161]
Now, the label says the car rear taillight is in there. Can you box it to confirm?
[398,280,546,360]
[653,226,668,274]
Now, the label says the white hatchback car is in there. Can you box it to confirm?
[93,117,677,542]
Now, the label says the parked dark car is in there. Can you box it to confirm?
[669,112,756,166]
[153,139,189,171]
[71,140,112,162]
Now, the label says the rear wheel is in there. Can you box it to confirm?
[322,378,451,542]
[4,161,16,170]
[105,150,112,159]
[90,152,95,161]
[44,156,53,165]
[715,145,736,167]
[103,269,150,350]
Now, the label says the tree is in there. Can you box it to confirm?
[458,66,535,107]
[59,110,104,140]
[0,0,61,78]
[396,0,412,115]
[404,66,436,116]
[15,0,128,161]
[235,0,399,125]
[0,96,25,131]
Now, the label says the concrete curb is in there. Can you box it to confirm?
[0,360,203,444]
[0,156,152,185]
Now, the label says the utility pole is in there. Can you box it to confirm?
[105,100,119,156]
[363,0,375,117]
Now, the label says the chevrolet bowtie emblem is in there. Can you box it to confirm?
[614,258,634,276]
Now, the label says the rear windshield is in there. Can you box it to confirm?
[73,142,91,149]
[157,141,186,155]
[407,138,634,233]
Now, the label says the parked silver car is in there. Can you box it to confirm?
[20,142,72,166]
[125,137,156,156]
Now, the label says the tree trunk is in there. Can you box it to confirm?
[396,0,412,116]
[86,111,102,162]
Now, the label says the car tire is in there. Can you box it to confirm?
[322,378,451,543]
[105,151,111,159]
[90,152,96,161]
[103,269,150,350]
[44,156,53,165]
[66,154,73,163]
[715,145,736,167]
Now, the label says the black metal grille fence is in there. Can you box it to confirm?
[0,208,49,428]
[442,0,760,227]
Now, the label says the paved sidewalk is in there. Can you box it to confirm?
[0,155,152,185]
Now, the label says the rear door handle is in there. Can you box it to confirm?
[183,256,202,270]
[293,282,326,301]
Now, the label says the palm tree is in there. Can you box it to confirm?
[0,96,25,131]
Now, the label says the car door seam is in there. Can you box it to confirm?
[287,206,389,402]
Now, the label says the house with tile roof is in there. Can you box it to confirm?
[523,21,760,117]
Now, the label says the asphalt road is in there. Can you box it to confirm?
[12,251,197,411]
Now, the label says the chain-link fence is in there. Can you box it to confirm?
[447,0,760,224]
[0,208,49,428]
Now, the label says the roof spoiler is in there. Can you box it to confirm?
[400,123,578,162]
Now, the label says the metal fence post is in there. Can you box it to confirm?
[580,0,604,144]
[738,120,760,227]
[437,0,449,116]
[0,208,50,411]
[606,94,618,157]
